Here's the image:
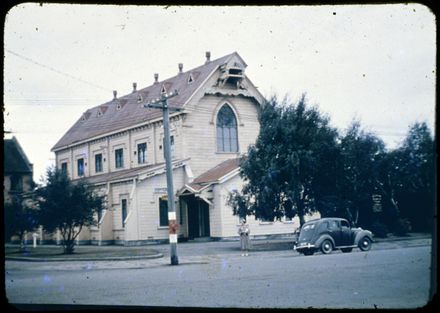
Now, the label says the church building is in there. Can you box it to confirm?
[51,52,312,245]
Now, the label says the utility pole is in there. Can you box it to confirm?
[144,89,180,265]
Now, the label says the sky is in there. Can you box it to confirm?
[3,3,436,183]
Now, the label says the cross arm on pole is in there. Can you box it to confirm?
[143,89,180,108]
[144,103,183,112]
[144,103,164,109]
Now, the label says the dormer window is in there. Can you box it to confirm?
[161,85,167,94]
[81,112,91,121]
[116,103,122,111]
[97,105,108,117]
[188,73,194,84]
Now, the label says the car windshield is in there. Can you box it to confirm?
[302,224,315,231]
[298,223,316,241]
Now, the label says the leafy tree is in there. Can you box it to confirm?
[227,190,249,221]
[394,122,435,232]
[4,194,38,251]
[335,121,386,227]
[374,148,405,234]
[369,121,435,234]
[34,167,105,254]
[234,95,339,226]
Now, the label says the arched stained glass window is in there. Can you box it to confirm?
[216,105,238,152]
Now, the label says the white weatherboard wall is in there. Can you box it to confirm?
[183,94,260,177]
[182,70,261,178]
[124,179,139,242]
[130,126,154,168]
[135,167,186,241]
[215,175,320,238]
[109,132,129,172]
[110,180,133,241]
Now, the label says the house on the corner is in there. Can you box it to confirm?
[4,136,34,204]
[4,136,36,243]
[50,51,316,245]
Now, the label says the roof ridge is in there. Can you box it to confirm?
[136,52,234,93]
[76,52,235,116]
[52,52,245,151]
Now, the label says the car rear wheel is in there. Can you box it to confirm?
[341,248,352,253]
[359,237,372,251]
[303,249,314,256]
[320,239,333,254]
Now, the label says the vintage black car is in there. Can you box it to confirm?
[294,218,373,255]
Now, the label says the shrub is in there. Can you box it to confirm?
[393,218,412,236]
[370,221,389,238]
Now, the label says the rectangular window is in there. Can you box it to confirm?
[121,199,127,227]
[223,128,230,151]
[159,197,169,227]
[329,220,339,230]
[61,162,68,174]
[230,127,238,152]
[162,136,175,159]
[77,158,84,176]
[216,128,223,151]
[115,148,124,169]
[95,154,103,173]
[137,143,147,164]
[217,127,238,152]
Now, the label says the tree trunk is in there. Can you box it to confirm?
[297,199,306,227]
[353,208,359,227]
[61,226,76,254]
[64,241,75,254]
[387,174,400,215]
[345,207,354,226]
[63,234,75,254]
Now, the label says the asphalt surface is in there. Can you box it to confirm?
[4,232,432,262]
[5,240,433,309]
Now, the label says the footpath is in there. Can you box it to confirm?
[4,232,432,262]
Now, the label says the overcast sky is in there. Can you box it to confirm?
[4,3,436,183]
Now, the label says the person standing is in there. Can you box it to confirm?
[238,220,250,256]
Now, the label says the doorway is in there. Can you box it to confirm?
[184,195,210,239]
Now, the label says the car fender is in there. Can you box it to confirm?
[315,234,335,248]
[354,230,374,245]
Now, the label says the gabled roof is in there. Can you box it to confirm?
[52,52,252,152]
[186,158,241,192]
[4,137,33,174]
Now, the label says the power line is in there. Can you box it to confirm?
[5,99,104,106]
[6,49,113,92]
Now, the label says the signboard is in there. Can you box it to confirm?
[372,194,382,212]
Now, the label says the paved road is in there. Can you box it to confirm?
[5,239,432,309]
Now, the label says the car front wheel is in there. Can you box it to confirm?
[359,237,372,251]
[320,239,333,254]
